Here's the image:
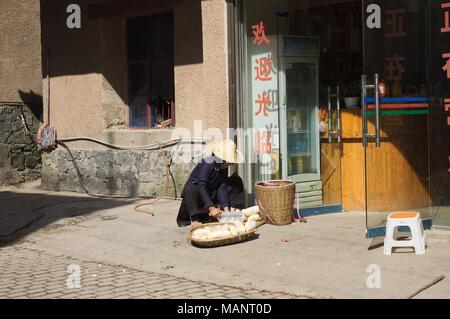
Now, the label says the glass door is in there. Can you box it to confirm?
[428,0,450,229]
[362,0,432,237]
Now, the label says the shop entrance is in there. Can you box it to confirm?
[238,0,449,236]
[361,0,432,236]
[241,0,362,214]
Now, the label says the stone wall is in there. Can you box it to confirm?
[0,103,42,185]
[41,147,195,198]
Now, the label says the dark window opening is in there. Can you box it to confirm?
[127,13,174,128]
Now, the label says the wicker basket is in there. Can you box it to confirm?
[189,222,257,248]
[255,180,295,226]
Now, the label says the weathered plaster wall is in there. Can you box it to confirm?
[174,0,230,133]
[100,17,127,131]
[0,1,43,185]
[41,0,103,141]
[0,0,42,103]
[42,0,229,144]
[40,0,230,195]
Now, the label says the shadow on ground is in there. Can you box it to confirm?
[0,190,133,247]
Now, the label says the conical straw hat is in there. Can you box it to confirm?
[207,139,244,164]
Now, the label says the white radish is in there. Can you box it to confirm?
[247,214,261,222]
[244,220,257,231]
[242,206,260,218]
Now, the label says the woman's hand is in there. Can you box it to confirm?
[208,206,221,218]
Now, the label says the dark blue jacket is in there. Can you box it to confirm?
[182,156,229,209]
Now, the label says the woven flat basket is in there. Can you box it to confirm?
[255,180,295,226]
[189,222,257,248]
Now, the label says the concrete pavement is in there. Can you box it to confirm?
[1,182,450,299]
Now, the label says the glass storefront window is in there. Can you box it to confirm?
[242,0,343,209]
[429,0,450,229]
[238,0,449,231]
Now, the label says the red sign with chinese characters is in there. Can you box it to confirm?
[252,21,270,46]
[255,55,273,82]
[251,21,276,157]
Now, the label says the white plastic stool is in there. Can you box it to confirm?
[384,212,427,255]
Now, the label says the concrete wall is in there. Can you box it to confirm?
[40,0,231,195]
[174,0,229,131]
[100,17,127,131]
[0,1,43,185]
[42,0,229,144]
[41,0,103,140]
[0,0,42,103]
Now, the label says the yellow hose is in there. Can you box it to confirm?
[133,145,171,216]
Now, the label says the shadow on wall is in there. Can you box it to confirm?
[18,90,43,121]
[0,190,134,247]
[39,0,204,105]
